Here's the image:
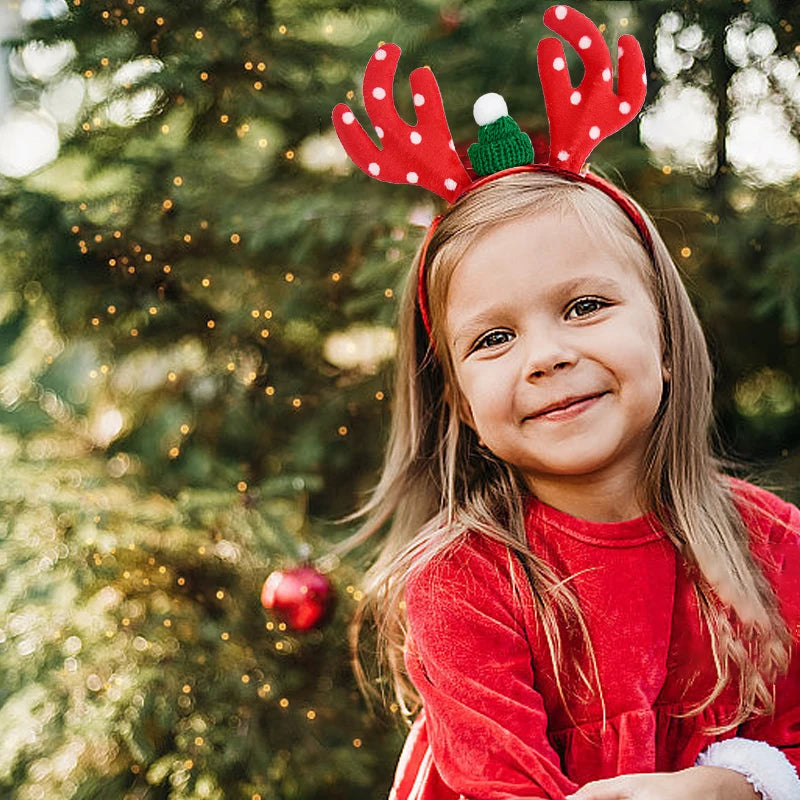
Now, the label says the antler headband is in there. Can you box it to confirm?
[333,4,651,354]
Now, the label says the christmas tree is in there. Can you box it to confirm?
[1,0,798,797]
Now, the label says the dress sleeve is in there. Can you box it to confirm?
[403,537,579,800]
[736,494,800,777]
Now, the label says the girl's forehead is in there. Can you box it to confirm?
[448,212,640,300]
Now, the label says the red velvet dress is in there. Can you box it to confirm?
[389,478,800,799]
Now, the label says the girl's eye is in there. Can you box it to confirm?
[472,298,608,352]
[475,330,513,350]
[568,297,608,318]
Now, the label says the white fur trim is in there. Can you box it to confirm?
[695,737,800,800]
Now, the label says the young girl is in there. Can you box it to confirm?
[332,6,800,799]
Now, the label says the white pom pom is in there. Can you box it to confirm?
[473,93,508,126]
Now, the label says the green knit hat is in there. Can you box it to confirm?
[467,93,534,177]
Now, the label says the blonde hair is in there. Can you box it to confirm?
[336,170,791,738]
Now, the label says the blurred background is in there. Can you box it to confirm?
[0,0,798,797]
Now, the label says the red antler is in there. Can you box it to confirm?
[537,5,647,172]
[332,44,472,203]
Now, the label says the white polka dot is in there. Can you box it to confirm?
[368,162,380,176]
[642,72,647,84]
[374,48,387,61]
[555,5,567,19]
[619,101,631,114]
[589,126,600,140]
[579,36,592,50]
[413,93,425,106]
[449,139,455,151]
[372,87,386,100]
[410,131,422,144]
[406,172,418,183]
[553,57,565,71]
[618,45,624,57]
[375,126,384,139]
[602,68,611,82]
[444,178,457,191]
[342,111,355,125]
[557,150,569,161]
[570,91,581,105]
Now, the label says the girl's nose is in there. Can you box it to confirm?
[523,330,577,379]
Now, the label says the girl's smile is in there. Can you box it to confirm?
[525,390,609,422]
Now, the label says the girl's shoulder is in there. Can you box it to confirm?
[405,532,522,614]
[727,475,800,551]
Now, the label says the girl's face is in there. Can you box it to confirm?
[444,210,670,516]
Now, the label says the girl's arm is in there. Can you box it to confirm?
[404,536,579,800]
[566,765,760,799]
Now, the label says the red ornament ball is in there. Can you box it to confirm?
[260,566,335,632]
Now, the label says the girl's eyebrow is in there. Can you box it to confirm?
[451,274,623,348]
